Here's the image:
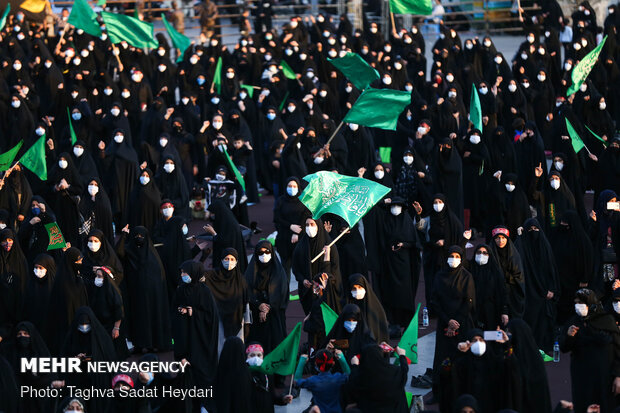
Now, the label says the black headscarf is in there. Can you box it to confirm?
[127,168,162,233]
[245,240,288,312]
[347,273,389,344]
[215,337,253,413]
[154,216,191,297]
[79,177,115,244]
[82,229,124,285]
[323,303,375,360]
[22,254,56,332]
[429,193,463,247]
[0,228,28,339]
[470,244,508,330]
[61,306,117,362]
[205,248,248,338]
[207,199,248,272]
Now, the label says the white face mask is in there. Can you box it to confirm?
[508,84,517,92]
[121,91,130,98]
[88,241,101,252]
[345,86,353,93]
[550,179,560,190]
[181,97,190,105]
[448,91,457,99]
[580,84,587,92]
[222,260,237,271]
[226,72,235,79]
[0,223,6,229]
[211,97,220,104]
[505,183,515,192]
[111,108,120,117]
[374,170,384,179]
[12,100,21,108]
[613,302,620,314]
[479,87,488,95]
[349,123,359,131]
[286,186,298,197]
[258,253,272,263]
[114,135,124,143]
[600,102,607,110]
[213,122,223,130]
[36,127,45,136]
[554,161,564,171]
[351,289,366,300]
[247,356,263,366]
[494,57,502,64]
[469,135,481,144]
[215,173,226,181]
[34,268,47,278]
[162,207,174,218]
[306,225,318,238]
[159,138,168,148]
[88,185,99,196]
[382,77,392,85]
[182,224,188,235]
[446,74,455,83]
[470,341,486,356]
[287,105,296,113]
[13,63,22,70]
[94,278,104,287]
[44,61,52,68]
[163,163,175,173]
[433,202,444,212]
[405,85,413,92]
[475,254,489,265]
[344,320,358,332]
[522,82,530,89]
[575,303,588,317]
[59,160,68,169]
[403,155,414,165]
[314,156,324,165]
[538,74,546,82]
[447,257,461,268]
[391,205,402,216]
[140,176,150,185]
[73,147,84,157]
[565,63,572,71]
[104,88,113,96]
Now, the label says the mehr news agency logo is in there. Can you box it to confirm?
[20,358,213,399]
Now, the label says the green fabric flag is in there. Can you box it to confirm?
[300,171,390,228]
[469,83,483,132]
[19,135,47,181]
[539,349,554,362]
[251,322,302,375]
[343,88,412,131]
[68,0,102,37]
[397,303,421,363]
[288,294,299,301]
[161,14,191,63]
[67,108,77,145]
[0,4,10,31]
[212,56,222,94]
[328,52,380,91]
[97,0,107,6]
[45,222,67,250]
[567,35,607,96]
[565,118,585,154]
[0,141,23,171]
[278,91,290,112]
[101,11,157,49]
[378,147,392,163]
[584,124,608,147]
[280,60,297,80]
[240,84,255,98]
[389,0,432,15]
[321,302,339,335]
[219,144,246,191]
[406,392,414,409]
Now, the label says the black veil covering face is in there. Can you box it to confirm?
[0,228,28,343]
[173,260,220,393]
[116,226,172,351]
[205,247,248,338]
[153,215,192,302]
[44,247,89,355]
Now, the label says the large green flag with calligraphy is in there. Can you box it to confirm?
[567,35,607,96]
[299,171,390,228]
[251,322,301,375]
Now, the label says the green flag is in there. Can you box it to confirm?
[584,124,608,147]
[0,141,23,171]
[378,147,392,163]
[539,349,554,362]
[68,0,102,37]
[161,14,191,63]
[278,91,290,112]
[45,222,67,250]
[251,322,302,375]
[565,118,585,154]
[219,144,246,191]
[389,0,432,15]
[240,84,255,98]
[321,302,339,335]
[343,88,411,131]
[0,4,10,31]
[97,0,107,6]
[300,171,390,228]
[567,35,607,96]
[469,83,483,132]
[67,108,77,145]
[212,56,222,94]
[406,392,414,409]
[328,52,380,91]
[280,60,297,80]
[19,135,47,181]
[101,11,157,49]
[397,303,421,363]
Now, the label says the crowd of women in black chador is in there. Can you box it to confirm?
[0,0,619,412]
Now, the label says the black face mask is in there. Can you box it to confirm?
[174,125,183,133]
[16,336,30,349]
[135,237,145,247]
[72,261,82,272]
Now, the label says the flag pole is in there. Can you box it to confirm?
[325,120,345,147]
[311,226,350,263]
[390,10,397,33]
[288,373,294,396]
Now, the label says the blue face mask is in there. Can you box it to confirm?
[181,274,191,284]
[343,320,357,333]
[267,113,276,120]
[197,78,206,86]
[72,113,82,121]
[32,207,41,216]
[145,372,155,385]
